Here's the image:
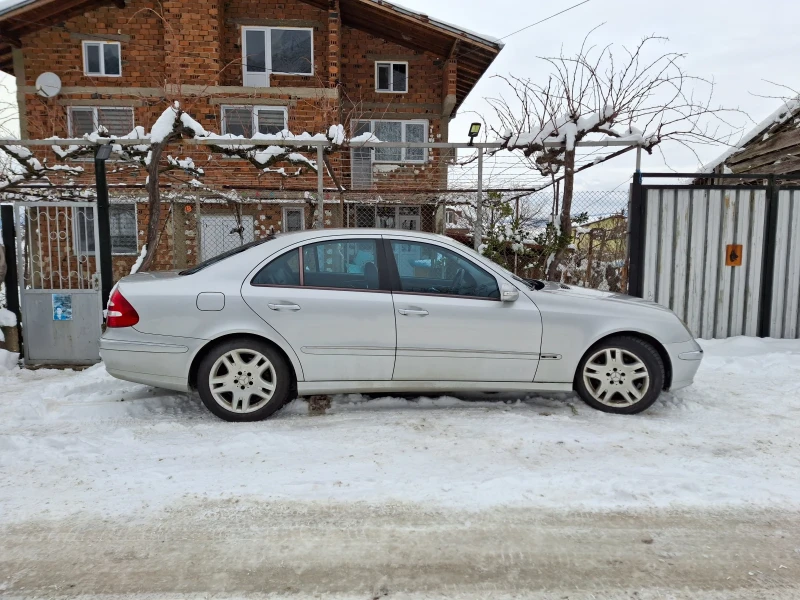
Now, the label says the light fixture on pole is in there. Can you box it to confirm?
[468,123,481,146]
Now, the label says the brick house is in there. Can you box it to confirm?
[0,0,502,278]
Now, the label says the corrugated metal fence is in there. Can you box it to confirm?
[629,175,800,340]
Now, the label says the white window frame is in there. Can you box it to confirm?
[241,26,314,87]
[357,205,420,229]
[357,119,428,164]
[73,203,139,256]
[282,206,305,233]
[375,61,408,93]
[67,106,134,137]
[220,105,288,136]
[82,40,122,77]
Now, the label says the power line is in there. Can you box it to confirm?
[498,0,594,42]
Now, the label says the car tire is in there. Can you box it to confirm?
[574,336,665,415]
[197,337,292,422]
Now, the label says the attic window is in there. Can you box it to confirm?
[83,41,121,77]
[376,62,408,93]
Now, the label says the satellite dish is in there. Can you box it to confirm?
[35,72,62,98]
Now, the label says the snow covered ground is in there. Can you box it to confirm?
[1,337,799,524]
[2,337,800,598]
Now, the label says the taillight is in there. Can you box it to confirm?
[107,288,139,328]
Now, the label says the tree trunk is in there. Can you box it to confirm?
[139,143,165,272]
[547,149,576,281]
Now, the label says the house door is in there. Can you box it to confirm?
[200,215,254,261]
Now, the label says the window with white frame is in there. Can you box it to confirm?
[75,204,138,255]
[69,106,134,137]
[282,207,305,232]
[375,62,408,93]
[354,205,420,230]
[82,41,121,76]
[242,27,313,87]
[354,120,428,163]
[221,106,288,137]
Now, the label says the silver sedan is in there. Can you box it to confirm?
[101,229,703,421]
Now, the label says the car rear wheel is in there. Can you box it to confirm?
[574,336,665,414]
[197,338,292,422]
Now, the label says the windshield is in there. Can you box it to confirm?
[179,236,274,275]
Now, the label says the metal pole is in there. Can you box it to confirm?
[626,171,645,297]
[94,145,114,308]
[758,175,780,337]
[1,204,21,320]
[474,150,483,251]
[317,145,325,229]
[636,146,642,173]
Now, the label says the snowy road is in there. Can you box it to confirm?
[1,337,800,597]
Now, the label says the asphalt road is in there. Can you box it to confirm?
[2,501,799,599]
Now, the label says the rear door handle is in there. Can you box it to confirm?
[268,303,301,312]
[398,308,429,316]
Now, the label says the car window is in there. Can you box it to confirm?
[252,248,300,286]
[389,241,500,299]
[302,240,381,290]
[180,237,273,275]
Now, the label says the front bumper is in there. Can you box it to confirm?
[664,339,704,391]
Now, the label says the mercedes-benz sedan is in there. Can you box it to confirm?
[100,229,703,421]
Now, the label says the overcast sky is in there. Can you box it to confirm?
[2,0,799,190]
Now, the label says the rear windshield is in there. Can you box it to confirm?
[179,236,274,276]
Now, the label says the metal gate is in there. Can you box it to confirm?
[15,202,103,364]
[629,174,800,340]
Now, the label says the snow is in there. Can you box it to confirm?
[703,96,800,172]
[149,105,179,144]
[0,306,15,327]
[130,244,147,274]
[0,348,17,372]
[1,337,800,525]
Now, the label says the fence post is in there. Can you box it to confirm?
[627,171,645,297]
[94,145,114,308]
[1,204,21,320]
[317,145,325,229]
[474,150,483,251]
[758,175,780,338]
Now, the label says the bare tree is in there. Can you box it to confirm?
[487,32,739,278]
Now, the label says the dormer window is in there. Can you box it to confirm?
[376,62,407,93]
[83,41,121,77]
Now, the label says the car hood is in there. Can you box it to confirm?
[534,282,673,312]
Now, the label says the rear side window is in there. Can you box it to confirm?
[252,249,300,286]
[302,240,380,290]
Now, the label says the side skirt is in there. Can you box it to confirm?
[297,380,573,396]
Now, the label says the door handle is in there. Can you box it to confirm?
[268,303,301,312]
[398,308,429,316]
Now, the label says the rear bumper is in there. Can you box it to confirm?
[664,339,703,391]
[100,331,200,392]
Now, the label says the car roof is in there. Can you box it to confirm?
[278,228,457,244]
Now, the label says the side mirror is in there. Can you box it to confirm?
[501,283,519,303]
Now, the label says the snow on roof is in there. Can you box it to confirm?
[362,0,504,49]
[703,97,800,173]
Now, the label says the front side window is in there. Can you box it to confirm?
[222,106,287,136]
[303,240,381,290]
[243,27,313,85]
[376,62,408,92]
[75,205,137,255]
[390,240,500,299]
[83,41,121,76]
[69,107,134,137]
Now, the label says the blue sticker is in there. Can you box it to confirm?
[52,294,73,321]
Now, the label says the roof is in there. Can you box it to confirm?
[0,0,502,113]
[703,97,800,173]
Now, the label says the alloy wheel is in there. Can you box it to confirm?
[209,349,277,414]
[582,347,650,407]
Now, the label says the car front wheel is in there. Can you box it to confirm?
[197,338,292,422]
[574,336,665,414]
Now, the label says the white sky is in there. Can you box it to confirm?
[2,0,799,190]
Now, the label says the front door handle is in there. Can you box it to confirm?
[398,308,429,317]
[268,303,301,312]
